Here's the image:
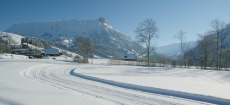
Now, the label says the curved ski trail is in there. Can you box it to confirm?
[21,64,212,105]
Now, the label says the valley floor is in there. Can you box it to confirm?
[0,59,230,105]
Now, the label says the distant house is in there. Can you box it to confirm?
[11,49,27,55]
[121,54,137,61]
[43,49,62,56]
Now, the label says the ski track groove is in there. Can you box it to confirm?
[21,64,211,105]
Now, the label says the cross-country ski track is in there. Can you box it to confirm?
[20,64,229,105]
[1,59,230,105]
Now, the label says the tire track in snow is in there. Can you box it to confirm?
[21,64,212,105]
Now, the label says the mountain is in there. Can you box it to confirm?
[156,41,197,59]
[5,17,139,57]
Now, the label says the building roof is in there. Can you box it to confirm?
[11,49,44,55]
[11,49,27,53]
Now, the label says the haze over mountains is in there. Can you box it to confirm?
[5,17,140,57]
[156,41,197,59]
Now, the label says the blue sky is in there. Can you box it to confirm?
[1,0,230,46]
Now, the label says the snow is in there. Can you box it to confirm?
[74,63,230,100]
[0,59,102,105]
[0,53,28,59]
[22,43,44,50]
[0,58,230,105]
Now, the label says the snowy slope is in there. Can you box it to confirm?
[0,31,24,45]
[156,41,197,59]
[5,17,139,57]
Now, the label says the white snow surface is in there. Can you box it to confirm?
[0,53,28,59]
[0,59,103,105]
[0,58,230,105]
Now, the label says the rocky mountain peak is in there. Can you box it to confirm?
[98,17,110,25]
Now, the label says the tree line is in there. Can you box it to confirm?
[135,19,230,70]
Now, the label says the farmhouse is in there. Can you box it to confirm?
[43,49,62,56]
[11,49,45,58]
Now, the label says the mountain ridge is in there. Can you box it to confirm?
[5,17,139,58]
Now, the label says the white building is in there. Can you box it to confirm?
[121,54,137,61]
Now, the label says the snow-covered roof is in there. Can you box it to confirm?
[11,49,27,53]
[43,49,61,55]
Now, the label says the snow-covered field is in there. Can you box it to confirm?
[0,58,230,105]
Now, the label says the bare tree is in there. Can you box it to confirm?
[174,30,190,68]
[87,38,94,64]
[197,33,214,69]
[135,19,159,67]
[134,41,145,66]
[74,36,94,63]
[210,19,228,70]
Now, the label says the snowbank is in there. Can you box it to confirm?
[0,53,28,59]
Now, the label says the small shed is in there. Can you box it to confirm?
[121,54,137,61]
[43,49,62,56]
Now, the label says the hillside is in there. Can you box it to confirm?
[5,17,139,57]
[0,31,24,45]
